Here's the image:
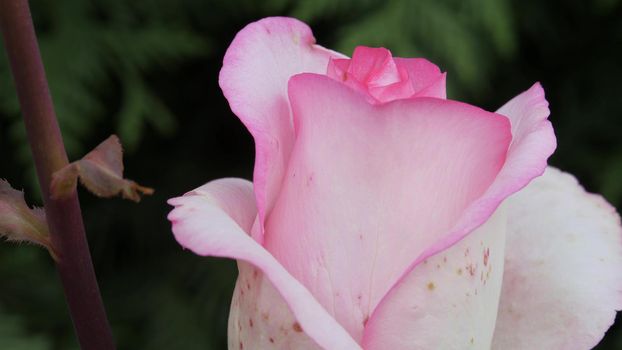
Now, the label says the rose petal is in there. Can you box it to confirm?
[167,178,361,350]
[363,205,507,349]
[263,73,511,341]
[346,47,401,86]
[393,58,447,99]
[326,48,446,103]
[495,83,556,191]
[492,167,622,349]
[363,82,555,341]
[416,83,556,266]
[327,47,412,104]
[229,262,320,349]
[219,17,343,241]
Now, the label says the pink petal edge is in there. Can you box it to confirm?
[167,178,361,350]
[219,17,344,243]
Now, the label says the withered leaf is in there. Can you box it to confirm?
[0,180,56,259]
[51,135,154,202]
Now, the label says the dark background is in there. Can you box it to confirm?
[1,0,621,348]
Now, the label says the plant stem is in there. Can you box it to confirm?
[0,1,115,349]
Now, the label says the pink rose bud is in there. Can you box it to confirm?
[168,17,621,350]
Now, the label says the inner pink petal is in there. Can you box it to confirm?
[263,73,511,342]
[326,46,446,103]
[348,46,401,86]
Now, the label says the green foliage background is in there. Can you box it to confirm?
[0,0,621,348]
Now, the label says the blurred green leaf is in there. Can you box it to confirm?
[0,308,51,350]
[292,0,517,99]
[0,0,208,193]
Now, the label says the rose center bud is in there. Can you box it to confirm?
[327,46,416,103]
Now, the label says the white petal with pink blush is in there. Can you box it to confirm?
[168,17,621,350]
[492,167,622,350]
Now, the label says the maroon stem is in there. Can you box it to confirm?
[0,1,115,349]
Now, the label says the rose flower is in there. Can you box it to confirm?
[168,17,621,350]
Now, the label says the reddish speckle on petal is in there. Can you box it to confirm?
[466,263,477,276]
[292,322,303,332]
[249,318,254,327]
[483,247,490,266]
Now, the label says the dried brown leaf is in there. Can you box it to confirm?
[51,135,154,202]
[0,180,56,259]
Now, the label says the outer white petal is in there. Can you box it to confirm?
[228,262,320,349]
[492,167,622,349]
[362,205,507,349]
